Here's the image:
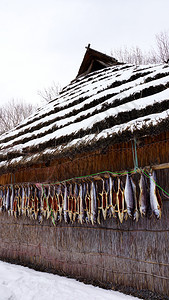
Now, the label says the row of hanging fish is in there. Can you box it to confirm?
[0,170,162,225]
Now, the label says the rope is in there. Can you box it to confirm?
[131,140,135,170]
[134,137,138,170]
[46,169,136,186]
[131,138,138,171]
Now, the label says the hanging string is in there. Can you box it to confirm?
[49,169,136,186]
[134,137,138,170]
[131,137,138,171]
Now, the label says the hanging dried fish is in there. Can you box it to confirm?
[42,186,48,218]
[50,185,56,221]
[73,183,78,222]
[131,178,139,222]
[32,186,36,218]
[68,184,73,222]
[45,186,49,219]
[0,188,3,213]
[63,184,69,223]
[47,186,53,219]
[139,173,148,217]
[13,187,19,218]
[36,185,43,223]
[100,179,108,220]
[2,187,6,212]
[26,185,30,216]
[85,183,91,222]
[27,185,31,217]
[10,185,14,216]
[83,182,87,222]
[124,174,134,218]
[6,186,10,212]
[21,186,25,215]
[76,184,80,220]
[109,176,117,218]
[150,171,162,219]
[106,177,111,218]
[96,182,101,224]
[117,178,125,223]
[90,181,97,225]
[57,185,63,222]
[28,185,35,218]
[17,186,22,216]
[53,186,59,221]
[78,183,85,224]
[21,186,27,216]
[34,187,39,220]
[105,179,112,218]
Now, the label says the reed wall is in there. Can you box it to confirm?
[0,196,168,296]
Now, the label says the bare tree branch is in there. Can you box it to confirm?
[38,82,62,102]
[156,30,169,63]
[0,99,36,134]
[111,45,161,65]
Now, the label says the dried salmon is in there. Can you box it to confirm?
[150,171,162,219]
[117,178,125,223]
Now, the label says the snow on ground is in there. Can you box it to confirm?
[0,261,141,300]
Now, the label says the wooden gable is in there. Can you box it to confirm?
[76,44,120,77]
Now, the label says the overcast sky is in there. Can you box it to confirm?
[0,0,169,106]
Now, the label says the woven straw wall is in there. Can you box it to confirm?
[0,195,168,296]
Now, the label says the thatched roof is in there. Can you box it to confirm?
[0,52,169,173]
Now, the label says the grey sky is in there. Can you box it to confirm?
[0,0,169,105]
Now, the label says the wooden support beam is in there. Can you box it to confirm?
[151,163,169,170]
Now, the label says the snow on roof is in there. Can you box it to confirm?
[0,63,169,171]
